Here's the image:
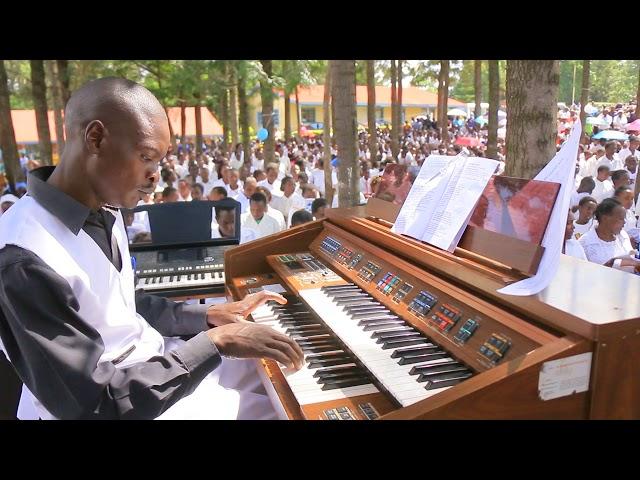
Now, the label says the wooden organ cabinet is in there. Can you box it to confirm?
[224,207,640,420]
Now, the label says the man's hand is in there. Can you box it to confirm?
[207,323,304,370]
[206,291,287,327]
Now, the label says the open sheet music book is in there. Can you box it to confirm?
[391,155,499,252]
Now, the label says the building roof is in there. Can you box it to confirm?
[10,107,223,143]
[283,85,466,108]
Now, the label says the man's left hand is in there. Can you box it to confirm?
[206,291,288,327]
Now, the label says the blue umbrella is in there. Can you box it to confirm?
[475,116,487,126]
[592,130,628,140]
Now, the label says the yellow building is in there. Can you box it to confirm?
[248,85,467,133]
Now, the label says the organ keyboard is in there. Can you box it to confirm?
[224,207,640,420]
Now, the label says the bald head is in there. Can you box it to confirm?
[64,77,167,143]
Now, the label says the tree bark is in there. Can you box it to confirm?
[579,60,590,138]
[260,60,275,166]
[366,60,377,165]
[56,59,70,106]
[221,92,229,154]
[437,61,445,141]
[0,60,23,190]
[295,86,301,137]
[635,63,640,119]
[330,60,360,208]
[30,60,53,166]
[323,66,333,206]
[397,60,403,134]
[237,72,251,169]
[180,101,187,139]
[390,60,398,159]
[487,60,500,160]
[474,60,482,118]
[165,106,177,153]
[504,60,560,179]
[194,100,203,156]
[46,60,65,157]
[440,60,450,144]
[284,90,291,141]
[227,62,239,147]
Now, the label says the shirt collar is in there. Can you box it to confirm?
[27,166,92,235]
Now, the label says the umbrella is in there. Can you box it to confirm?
[455,137,481,147]
[475,116,487,126]
[584,104,599,115]
[447,108,467,117]
[592,130,628,140]
[586,116,609,126]
[625,119,640,132]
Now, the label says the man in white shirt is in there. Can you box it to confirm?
[269,176,306,226]
[257,163,281,192]
[229,144,244,170]
[564,210,587,260]
[240,192,283,240]
[196,166,217,197]
[212,165,230,190]
[225,168,243,198]
[597,141,623,171]
[236,176,256,214]
[571,177,595,209]
[591,165,614,203]
[618,135,640,167]
[177,179,192,202]
[251,148,264,173]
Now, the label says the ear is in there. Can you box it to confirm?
[85,120,107,154]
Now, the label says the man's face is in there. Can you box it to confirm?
[579,201,597,220]
[250,200,267,220]
[631,140,639,151]
[267,168,278,183]
[87,112,169,209]
[209,190,226,201]
[229,170,239,188]
[626,156,637,172]
[192,186,203,201]
[244,181,257,198]
[597,169,610,181]
[164,191,179,203]
[314,206,326,219]
[565,211,575,241]
[283,180,295,197]
[221,166,231,183]
[618,190,634,210]
[178,180,191,197]
[614,173,630,188]
[200,167,209,182]
[605,145,615,157]
[217,210,236,237]
[292,164,300,177]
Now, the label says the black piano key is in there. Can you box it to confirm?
[424,372,473,390]
[304,351,347,360]
[329,292,370,299]
[399,351,450,365]
[315,368,365,381]
[312,364,358,377]
[381,338,429,349]
[357,316,402,326]
[319,374,370,387]
[337,299,379,308]
[307,357,353,369]
[291,333,332,341]
[390,344,437,358]
[300,344,341,354]
[169,276,174,282]
[320,377,371,390]
[347,306,388,316]
[409,359,460,375]
[144,277,150,285]
[279,319,321,327]
[200,273,205,280]
[285,326,326,335]
[375,332,422,344]
[416,366,470,382]
[371,326,416,338]
[322,284,357,292]
[291,330,331,339]
[355,313,399,323]
[362,322,408,332]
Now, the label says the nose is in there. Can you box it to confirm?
[148,169,160,185]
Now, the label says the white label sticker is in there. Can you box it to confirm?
[538,352,592,401]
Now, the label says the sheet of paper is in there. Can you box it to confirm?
[248,283,287,294]
[538,352,592,401]
[498,119,582,296]
[392,155,453,237]
[421,157,499,252]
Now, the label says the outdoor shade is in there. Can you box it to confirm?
[447,108,467,117]
[455,137,482,147]
[592,130,628,140]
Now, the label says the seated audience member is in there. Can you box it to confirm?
[236,177,257,214]
[312,198,328,220]
[563,210,587,260]
[270,176,306,224]
[257,163,281,192]
[240,192,284,239]
[571,177,595,209]
[256,186,286,230]
[177,178,192,202]
[613,185,639,247]
[579,198,640,273]
[0,193,19,218]
[162,186,179,203]
[573,196,598,240]
[591,165,614,203]
[225,168,243,198]
[208,186,228,202]
[191,183,205,201]
[290,209,314,228]
[253,169,267,183]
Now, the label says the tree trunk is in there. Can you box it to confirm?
[194,100,203,156]
[221,92,229,154]
[30,60,53,166]
[397,60,403,133]
[228,62,239,147]
[0,60,23,190]
[165,106,177,153]
[474,60,482,118]
[437,61,445,141]
[56,59,70,106]
[180,101,187,139]
[295,87,301,137]
[260,60,275,166]
[284,90,291,141]
[237,72,251,169]
[46,60,65,157]
[366,60,377,165]
[579,60,590,138]
[330,60,360,208]
[487,60,500,160]
[504,60,560,179]
[390,60,398,159]
[323,66,333,206]
[440,60,450,144]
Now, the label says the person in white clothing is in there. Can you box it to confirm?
[591,166,614,203]
[571,177,595,209]
[572,196,597,240]
[579,198,640,273]
[229,144,244,170]
[623,154,638,186]
[196,166,217,197]
[225,168,243,198]
[269,176,306,225]
[177,179,192,202]
[596,141,623,171]
[257,163,281,192]
[256,186,286,230]
[240,192,284,240]
[613,185,639,247]
[564,210,587,260]
[235,176,257,214]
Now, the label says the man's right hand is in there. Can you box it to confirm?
[207,323,304,370]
